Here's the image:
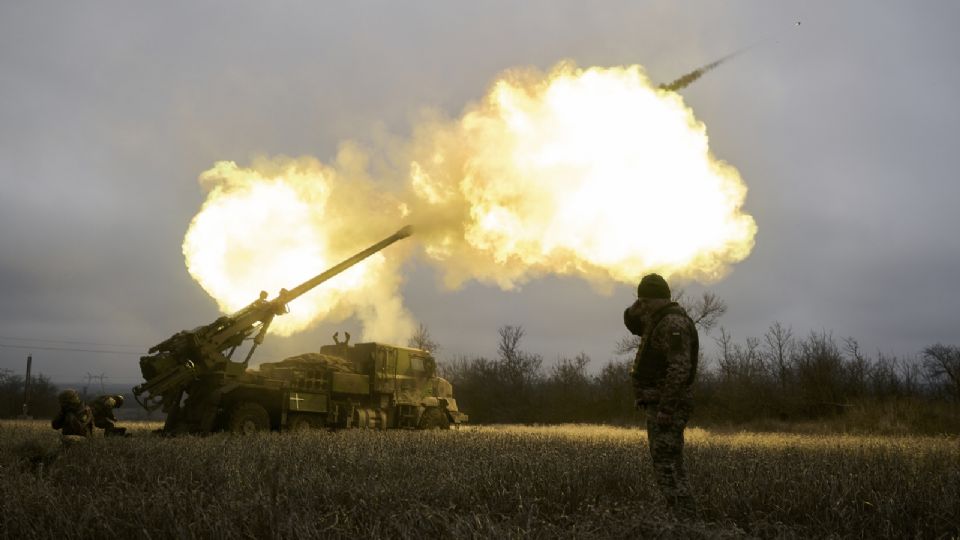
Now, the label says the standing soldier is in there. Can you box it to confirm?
[623,273,700,519]
[51,389,93,440]
[90,394,127,437]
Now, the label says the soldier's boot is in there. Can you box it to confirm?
[105,426,127,437]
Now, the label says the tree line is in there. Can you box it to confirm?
[414,294,960,432]
[0,369,59,418]
[4,294,958,432]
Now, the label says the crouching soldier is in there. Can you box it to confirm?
[624,273,700,520]
[51,389,93,443]
[91,394,128,437]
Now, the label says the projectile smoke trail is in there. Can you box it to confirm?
[659,22,801,92]
[658,46,752,92]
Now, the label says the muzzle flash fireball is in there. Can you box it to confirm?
[183,61,757,341]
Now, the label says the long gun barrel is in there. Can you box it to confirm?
[134,226,413,413]
[279,225,412,303]
[201,225,414,351]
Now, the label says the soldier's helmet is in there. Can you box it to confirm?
[58,389,82,407]
[114,395,124,407]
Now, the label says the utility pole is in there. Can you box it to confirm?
[20,355,32,419]
[84,372,107,397]
[83,372,94,401]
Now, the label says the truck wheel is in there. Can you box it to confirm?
[227,402,270,434]
[287,414,321,432]
[418,407,449,430]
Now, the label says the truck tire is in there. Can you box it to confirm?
[418,407,449,430]
[227,402,270,434]
[287,413,322,432]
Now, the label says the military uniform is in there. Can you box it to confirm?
[624,274,699,519]
[90,394,127,437]
[51,390,93,438]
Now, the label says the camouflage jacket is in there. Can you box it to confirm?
[51,406,93,436]
[628,302,699,413]
[90,395,119,421]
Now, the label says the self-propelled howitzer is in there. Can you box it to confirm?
[134,226,413,433]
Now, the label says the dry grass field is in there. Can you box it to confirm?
[1,420,957,539]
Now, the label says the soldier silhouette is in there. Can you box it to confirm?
[624,274,700,519]
[51,389,93,444]
[90,394,128,437]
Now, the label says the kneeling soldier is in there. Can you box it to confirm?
[91,394,127,437]
[52,389,93,441]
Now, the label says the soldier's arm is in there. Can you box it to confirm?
[623,300,644,336]
[63,412,82,433]
[650,316,694,414]
[51,411,64,429]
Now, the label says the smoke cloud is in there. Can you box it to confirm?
[183,61,757,341]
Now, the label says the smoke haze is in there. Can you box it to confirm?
[183,62,756,341]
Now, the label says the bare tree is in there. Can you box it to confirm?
[843,337,864,363]
[714,326,734,375]
[763,321,794,390]
[408,322,440,353]
[897,355,923,396]
[498,325,525,363]
[922,343,960,400]
[743,336,763,368]
[795,330,846,406]
[676,291,728,334]
[549,352,591,385]
[497,325,542,386]
[615,335,642,356]
[842,337,869,397]
[870,352,911,399]
[494,325,542,422]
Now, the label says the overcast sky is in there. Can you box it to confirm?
[2,1,958,385]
